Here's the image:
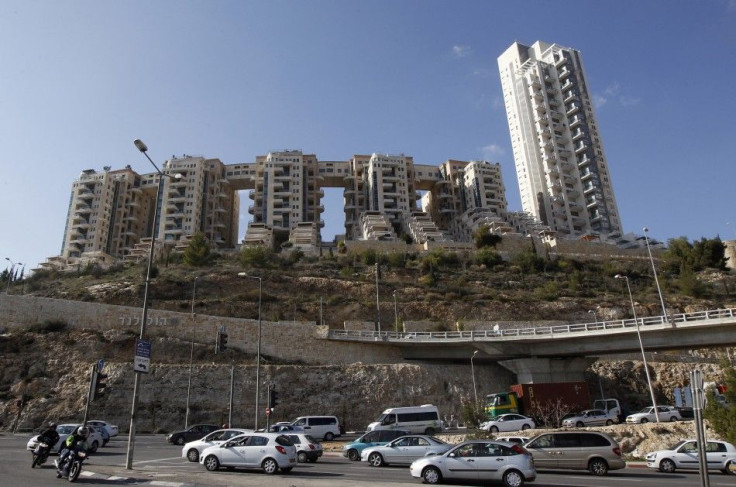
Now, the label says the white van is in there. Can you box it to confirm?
[366,405,442,435]
[290,416,341,441]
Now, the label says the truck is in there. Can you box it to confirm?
[484,382,591,421]
[593,398,623,422]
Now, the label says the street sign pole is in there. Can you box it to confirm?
[82,364,96,425]
[690,369,710,487]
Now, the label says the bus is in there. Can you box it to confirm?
[366,405,442,435]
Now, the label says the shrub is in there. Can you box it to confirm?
[240,246,274,268]
[473,248,503,268]
[27,320,68,334]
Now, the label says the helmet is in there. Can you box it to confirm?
[77,426,89,438]
[48,421,56,429]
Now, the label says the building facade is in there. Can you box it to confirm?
[498,41,623,240]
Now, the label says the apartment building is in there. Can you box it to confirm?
[498,41,623,240]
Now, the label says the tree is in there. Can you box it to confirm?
[240,245,274,268]
[663,236,727,274]
[183,233,211,266]
[474,225,502,249]
[704,364,736,444]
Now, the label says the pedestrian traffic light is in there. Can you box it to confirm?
[269,389,279,409]
[218,331,228,352]
[92,370,107,401]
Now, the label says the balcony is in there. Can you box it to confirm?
[566,103,580,116]
[575,142,587,154]
[558,67,571,79]
[560,80,573,91]
[563,91,575,103]
[586,199,600,209]
[572,129,584,141]
[570,115,583,128]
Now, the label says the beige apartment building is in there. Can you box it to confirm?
[46,150,545,270]
[498,41,623,241]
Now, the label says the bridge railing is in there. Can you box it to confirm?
[327,308,735,342]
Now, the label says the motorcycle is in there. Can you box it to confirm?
[55,442,87,482]
[31,438,51,468]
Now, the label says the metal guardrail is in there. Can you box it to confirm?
[328,308,736,343]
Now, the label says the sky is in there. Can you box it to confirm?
[1,0,735,272]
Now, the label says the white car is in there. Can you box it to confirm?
[562,409,617,427]
[646,439,736,475]
[626,405,681,423]
[496,436,529,445]
[182,428,251,462]
[361,435,452,466]
[199,432,297,474]
[26,424,104,453]
[480,414,536,433]
[410,440,536,486]
[87,420,119,439]
[283,433,323,463]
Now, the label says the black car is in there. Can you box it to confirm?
[166,424,219,445]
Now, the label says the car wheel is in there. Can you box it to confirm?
[659,458,676,473]
[503,469,524,487]
[187,449,199,462]
[89,440,99,453]
[347,449,360,461]
[297,451,308,463]
[422,466,442,484]
[175,436,185,446]
[262,457,278,474]
[368,452,384,467]
[589,458,609,476]
[640,418,648,424]
[424,427,436,435]
[281,467,293,473]
[724,460,736,475]
[576,421,585,427]
[521,424,531,430]
[605,419,613,426]
[669,416,678,422]
[490,426,499,433]
[324,432,335,441]
[204,455,220,471]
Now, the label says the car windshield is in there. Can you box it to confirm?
[58,425,76,434]
[305,435,319,443]
[639,407,653,413]
[670,440,688,450]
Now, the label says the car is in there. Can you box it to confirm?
[268,421,292,431]
[199,432,297,474]
[88,424,110,447]
[290,416,341,441]
[480,414,536,433]
[646,439,736,475]
[167,424,219,445]
[361,435,452,466]
[524,431,625,475]
[26,424,104,454]
[561,409,617,427]
[181,428,252,462]
[626,405,682,423]
[409,440,536,486]
[496,436,529,445]
[268,424,305,433]
[342,429,411,461]
[284,433,323,463]
[87,420,119,439]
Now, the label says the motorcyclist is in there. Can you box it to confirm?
[38,421,60,449]
[56,426,89,474]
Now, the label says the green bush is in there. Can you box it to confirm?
[473,248,503,268]
[240,246,274,268]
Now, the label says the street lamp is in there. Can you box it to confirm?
[126,138,182,469]
[185,276,198,429]
[4,258,21,294]
[615,274,660,422]
[588,309,598,323]
[471,350,479,407]
[239,272,262,430]
[643,227,668,323]
[392,290,398,333]
[375,262,381,334]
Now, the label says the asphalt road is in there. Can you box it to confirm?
[3,433,735,487]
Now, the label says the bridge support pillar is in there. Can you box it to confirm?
[498,357,596,384]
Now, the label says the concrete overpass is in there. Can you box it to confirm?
[328,308,736,382]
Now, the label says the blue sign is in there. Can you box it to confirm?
[134,339,152,373]
[97,359,105,372]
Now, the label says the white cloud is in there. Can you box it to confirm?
[472,68,495,78]
[481,144,505,160]
[593,82,640,108]
[452,45,471,58]
[593,94,608,108]
[604,83,620,96]
[619,95,641,107]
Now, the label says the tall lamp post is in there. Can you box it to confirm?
[392,290,398,333]
[643,227,668,323]
[375,263,381,333]
[126,139,181,469]
[4,257,21,294]
[185,276,198,429]
[615,274,660,422]
[471,350,479,406]
[239,272,262,430]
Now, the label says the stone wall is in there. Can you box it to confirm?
[0,295,403,365]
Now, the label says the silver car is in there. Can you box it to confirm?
[362,435,450,466]
[199,433,296,474]
[409,440,536,486]
[561,409,617,427]
[182,428,251,462]
[524,431,625,475]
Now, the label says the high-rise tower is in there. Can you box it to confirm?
[498,41,623,239]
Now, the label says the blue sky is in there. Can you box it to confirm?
[2,0,735,272]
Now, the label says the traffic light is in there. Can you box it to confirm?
[92,370,107,401]
[269,389,279,409]
[215,327,227,353]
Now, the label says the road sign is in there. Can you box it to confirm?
[134,339,151,374]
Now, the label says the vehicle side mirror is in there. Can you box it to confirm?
[448,452,456,458]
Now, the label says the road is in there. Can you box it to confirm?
[2,433,734,487]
